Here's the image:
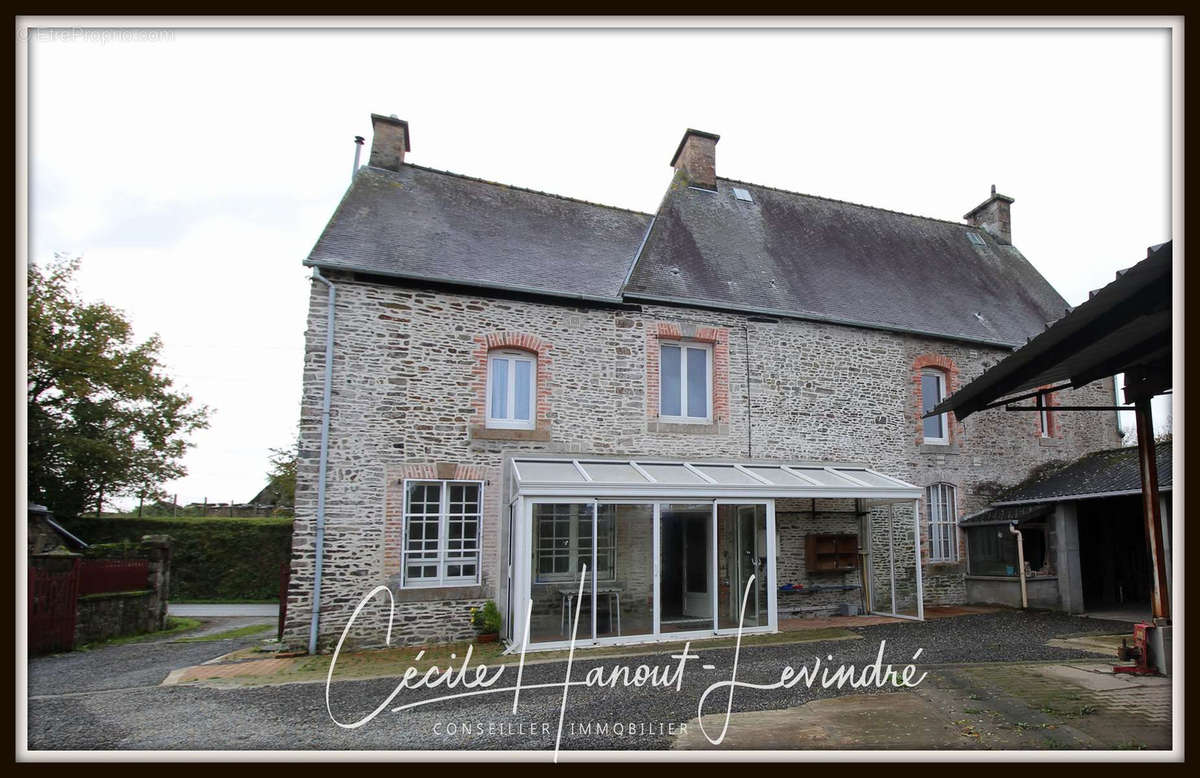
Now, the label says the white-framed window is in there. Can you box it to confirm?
[1037,392,1053,438]
[402,480,482,587]
[533,503,616,582]
[659,340,712,423]
[926,483,958,562]
[486,350,536,430]
[921,369,949,444]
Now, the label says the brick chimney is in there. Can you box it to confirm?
[963,185,1015,245]
[670,129,720,191]
[369,113,411,172]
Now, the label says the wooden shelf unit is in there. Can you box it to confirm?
[806,533,860,573]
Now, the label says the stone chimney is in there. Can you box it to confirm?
[963,185,1015,245]
[670,128,720,191]
[369,113,411,172]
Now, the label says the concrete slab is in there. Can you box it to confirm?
[170,603,278,618]
[1029,664,1136,691]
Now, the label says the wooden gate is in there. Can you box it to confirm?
[28,558,81,654]
[278,562,290,640]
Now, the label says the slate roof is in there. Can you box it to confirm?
[991,441,1171,505]
[306,164,652,302]
[625,178,1069,348]
[307,162,1071,348]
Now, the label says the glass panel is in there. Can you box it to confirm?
[660,504,713,634]
[444,484,481,582]
[685,347,708,418]
[514,359,532,421]
[922,373,944,439]
[893,504,920,618]
[789,468,863,487]
[967,525,1020,577]
[692,465,759,485]
[744,466,814,486]
[868,504,894,615]
[638,463,707,484]
[529,503,594,644]
[580,462,650,483]
[597,504,654,640]
[404,482,442,586]
[718,504,768,629]
[490,358,509,419]
[517,460,586,483]
[836,468,907,488]
[660,345,682,417]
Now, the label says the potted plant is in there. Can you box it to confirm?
[470,600,502,643]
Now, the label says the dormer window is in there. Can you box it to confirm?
[921,369,949,445]
[486,350,536,430]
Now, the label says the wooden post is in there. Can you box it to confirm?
[1134,397,1170,622]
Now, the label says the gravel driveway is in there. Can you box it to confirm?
[26,610,1132,752]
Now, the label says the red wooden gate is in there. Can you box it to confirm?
[28,558,81,654]
[278,562,290,640]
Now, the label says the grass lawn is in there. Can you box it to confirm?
[174,623,276,643]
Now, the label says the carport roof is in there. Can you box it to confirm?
[508,457,920,501]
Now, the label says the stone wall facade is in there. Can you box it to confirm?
[284,273,1122,651]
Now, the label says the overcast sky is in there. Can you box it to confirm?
[27,23,1173,508]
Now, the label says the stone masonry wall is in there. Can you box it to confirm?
[284,274,1122,651]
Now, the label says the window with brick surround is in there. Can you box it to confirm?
[926,483,958,563]
[1037,390,1056,438]
[921,369,949,444]
[402,480,482,587]
[486,350,536,430]
[658,340,712,423]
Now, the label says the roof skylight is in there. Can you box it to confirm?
[732,187,754,202]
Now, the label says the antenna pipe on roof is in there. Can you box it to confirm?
[352,136,365,182]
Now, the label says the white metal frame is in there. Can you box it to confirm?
[485,349,537,430]
[921,368,949,445]
[926,482,959,563]
[399,478,484,588]
[657,340,714,424]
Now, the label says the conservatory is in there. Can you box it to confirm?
[499,456,924,650]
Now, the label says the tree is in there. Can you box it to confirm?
[27,255,211,518]
[262,438,298,510]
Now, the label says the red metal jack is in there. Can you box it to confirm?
[1113,622,1157,675]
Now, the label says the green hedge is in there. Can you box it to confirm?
[58,516,294,601]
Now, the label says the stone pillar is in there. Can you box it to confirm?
[1053,502,1084,613]
[140,535,171,630]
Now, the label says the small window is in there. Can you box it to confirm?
[486,350,536,430]
[732,187,753,202]
[966,231,987,246]
[1037,392,1054,438]
[659,341,712,423]
[402,480,483,587]
[926,483,958,563]
[921,369,948,444]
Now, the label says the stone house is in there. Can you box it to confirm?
[283,114,1122,653]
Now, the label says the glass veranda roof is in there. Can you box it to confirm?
[509,457,920,501]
